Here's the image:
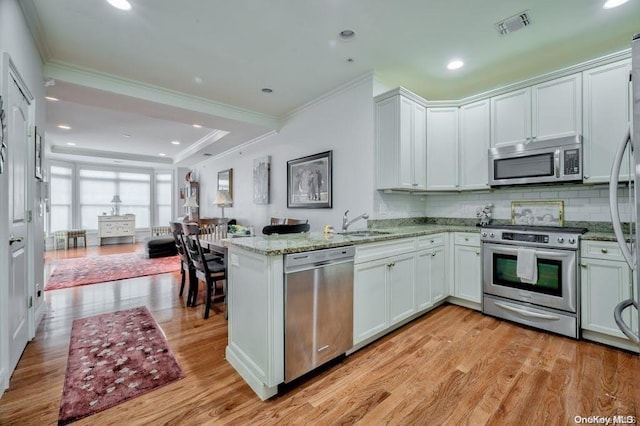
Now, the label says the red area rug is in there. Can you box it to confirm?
[58,306,185,425]
[45,253,180,291]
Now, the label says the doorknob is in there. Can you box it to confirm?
[9,236,23,245]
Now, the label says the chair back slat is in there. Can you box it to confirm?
[182,223,211,275]
[169,222,190,266]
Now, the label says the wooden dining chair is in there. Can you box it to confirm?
[169,221,196,305]
[182,223,227,319]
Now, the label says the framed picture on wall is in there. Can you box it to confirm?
[287,150,332,208]
[218,168,233,206]
[253,156,270,204]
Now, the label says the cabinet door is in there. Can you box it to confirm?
[491,88,531,146]
[412,102,427,190]
[375,96,401,190]
[354,259,388,344]
[459,100,490,190]
[399,97,416,188]
[453,244,482,304]
[531,73,582,140]
[431,245,448,304]
[388,253,416,325]
[581,257,633,339]
[582,59,632,183]
[426,107,458,190]
[415,249,433,311]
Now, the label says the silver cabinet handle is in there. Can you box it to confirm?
[476,251,480,255]
[580,264,587,268]
[584,175,589,180]
[601,248,608,254]
[9,236,23,245]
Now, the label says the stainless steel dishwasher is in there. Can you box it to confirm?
[284,245,355,383]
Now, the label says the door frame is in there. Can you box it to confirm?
[0,51,36,395]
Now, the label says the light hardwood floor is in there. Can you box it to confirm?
[1,244,638,425]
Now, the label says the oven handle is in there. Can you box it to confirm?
[483,244,574,259]
[494,302,561,321]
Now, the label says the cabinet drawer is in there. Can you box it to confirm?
[416,233,446,250]
[355,238,416,264]
[454,232,480,247]
[581,240,625,261]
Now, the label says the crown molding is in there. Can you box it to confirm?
[18,0,51,62]
[43,61,282,130]
[50,144,174,165]
[173,129,229,164]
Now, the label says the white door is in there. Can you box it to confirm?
[7,74,29,374]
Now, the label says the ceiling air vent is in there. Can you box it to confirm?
[203,153,212,157]
[495,11,532,36]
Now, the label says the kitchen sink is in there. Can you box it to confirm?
[340,230,391,237]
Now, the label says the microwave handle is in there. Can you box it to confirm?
[554,149,560,178]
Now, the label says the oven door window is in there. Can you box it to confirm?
[493,253,562,296]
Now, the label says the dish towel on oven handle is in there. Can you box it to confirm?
[516,247,538,284]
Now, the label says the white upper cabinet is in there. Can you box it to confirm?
[582,59,632,184]
[459,99,491,190]
[426,107,458,191]
[375,89,427,190]
[491,73,581,147]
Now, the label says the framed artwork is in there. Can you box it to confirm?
[287,150,332,209]
[34,129,43,180]
[253,156,270,204]
[218,168,233,206]
[511,200,564,226]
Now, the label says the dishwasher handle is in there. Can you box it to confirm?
[285,257,354,274]
[284,246,355,272]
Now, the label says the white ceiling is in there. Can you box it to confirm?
[20,0,640,167]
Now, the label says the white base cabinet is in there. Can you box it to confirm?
[452,233,482,306]
[415,234,448,309]
[353,238,416,344]
[580,240,638,351]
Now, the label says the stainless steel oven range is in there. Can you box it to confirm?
[481,225,587,338]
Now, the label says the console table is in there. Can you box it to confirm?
[98,215,136,245]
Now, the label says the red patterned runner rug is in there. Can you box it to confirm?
[45,253,180,291]
[58,306,185,425]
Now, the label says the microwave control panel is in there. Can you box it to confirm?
[563,149,580,175]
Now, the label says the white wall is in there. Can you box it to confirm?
[0,0,46,396]
[193,74,377,232]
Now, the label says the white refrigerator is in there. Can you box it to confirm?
[610,32,640,345]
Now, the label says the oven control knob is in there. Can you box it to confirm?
[489,232,495,238]
[557,237,564,244]
[481,232,487,237]
[568,237,576,245]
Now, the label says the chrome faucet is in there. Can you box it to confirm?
[342,210,369,232]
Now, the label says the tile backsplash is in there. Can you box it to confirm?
[375,183,632,224]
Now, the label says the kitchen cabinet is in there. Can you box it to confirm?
[452,233,482,306]
[426,107,458,191]
[375,88,427,191]
[459,99,491,190]
[415,234,448,309]
[580,240,638,350]
[490,73,581,147]
[582,59,632,184]
[354,238,416,344]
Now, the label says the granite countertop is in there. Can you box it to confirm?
[224,218,622,255]
[225,224,479,255]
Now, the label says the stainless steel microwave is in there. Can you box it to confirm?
[488,135,582,187]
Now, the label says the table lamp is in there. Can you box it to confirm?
[213,190,233,218]
[184,196,199,221]
[111,195,122,215]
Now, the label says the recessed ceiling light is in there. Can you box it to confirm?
[339,29,356,41]
[171,140,180,145]
[347,58,355,63]
[158,153,166,157]
[261,88,273,93]
[192,124,202,128]
[66,142,76,146]
[45,96,59,101]
[603,0,629,8]
[122,133,131,138]
[58,124,71,130]
[447,60,464,70]
[106,0,132,11]
[193,76,203,84]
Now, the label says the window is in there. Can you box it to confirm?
[79,168,151,230]
[155,172,173,226]
[49,165,73,232]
